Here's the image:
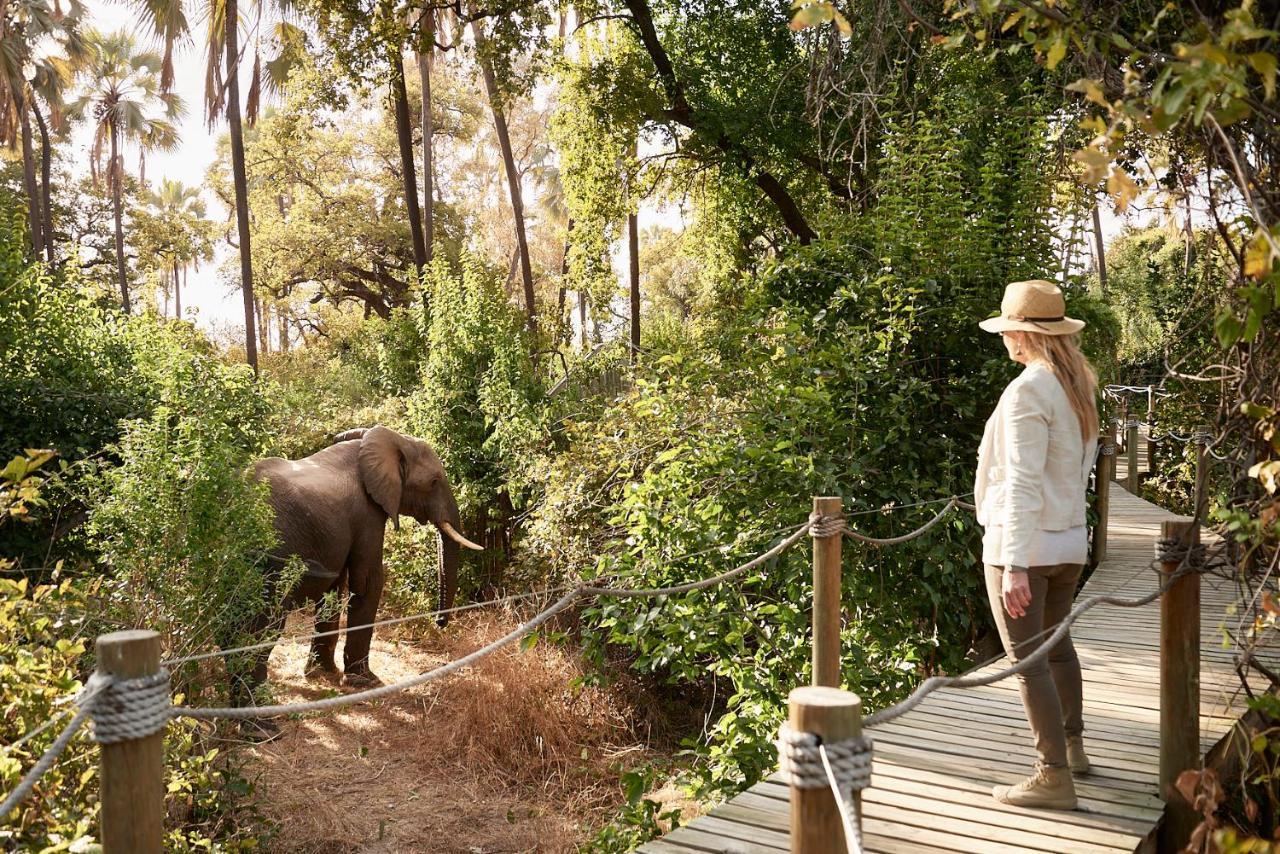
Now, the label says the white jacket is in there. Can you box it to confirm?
[974,363,1097,568]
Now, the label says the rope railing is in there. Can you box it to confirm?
[1,478,1218,854]
[862,533,1206,728]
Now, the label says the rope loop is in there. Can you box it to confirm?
[809,511,844,539]
[776,722,873,796]
[86,670,173,744]
[1099,442,1117,456]
[1154,537,1206,568]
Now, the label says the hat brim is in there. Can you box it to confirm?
[978,316,1086,335]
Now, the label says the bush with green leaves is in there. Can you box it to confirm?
[404,255,544,599]
[261,305,418,460]
[0,199,148,566]
[87,323,283,685]
[0,574,270,850]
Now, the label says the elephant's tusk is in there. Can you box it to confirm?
[440,521,484,551]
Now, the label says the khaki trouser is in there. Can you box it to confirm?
[984,562,1085,768]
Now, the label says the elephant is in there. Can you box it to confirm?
[237,425,482,702]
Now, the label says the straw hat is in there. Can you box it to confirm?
[978,280,1085,335]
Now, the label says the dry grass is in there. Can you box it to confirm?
[242,605,684,853]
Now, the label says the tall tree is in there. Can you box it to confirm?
[133,0,303,370]
[69,30,183,312]
[473,20,536,330]
[416,7,436,263]
[134,177,213,317]
[1,0,85,259]
[391,54,427,275]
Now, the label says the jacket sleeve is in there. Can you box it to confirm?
[998,377,1051,567]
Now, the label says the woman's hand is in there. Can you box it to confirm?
[1002,568,1032,619]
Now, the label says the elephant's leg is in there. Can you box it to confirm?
[226,605,286,708]
[306,584,344,678]
[341,556,386,688]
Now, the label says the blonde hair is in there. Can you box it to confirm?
[1010,331,1099,441]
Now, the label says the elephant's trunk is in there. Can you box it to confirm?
[437,534,459,625]
[434,487,466,626]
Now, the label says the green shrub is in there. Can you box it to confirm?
[405,255,544,599]
[0,572,271,852]
[86,324,284,692]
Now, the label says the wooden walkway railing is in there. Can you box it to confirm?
[639,484,1278,854]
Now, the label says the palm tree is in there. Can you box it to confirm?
[1,0,86,259]
[133,0,303,373]
[142,178,211,317]
[68,30,183,313]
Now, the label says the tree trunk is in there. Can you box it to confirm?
[32,100,54,263]
[257,297,269,355]
[16,86,43,259]
[278,310,290,352]
[474,22,536,331]
[1183,190,1195,276]
[391,54,428,278]
[226,0,258,373]
[628,210,639,363]
[1091,199,1107,298]
[175,261,183,318]
[557,217,573,338]
[109,123,129,312]
[226,0,259,373]
[417,11,434,264]
[578,289,588,350]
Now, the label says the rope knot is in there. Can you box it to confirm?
[809,512,844,539]
[776,722,873,797]
[1099,442,1117,456]
[84,669,173,744]
[1154,537,1206,568]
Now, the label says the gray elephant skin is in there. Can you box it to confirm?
[240,425,481,699]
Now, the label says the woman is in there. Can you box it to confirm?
[974,280,1099,810]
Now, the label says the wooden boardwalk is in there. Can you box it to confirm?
[640,484,1275,853]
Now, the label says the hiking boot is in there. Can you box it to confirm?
[1067,735,1090,774]
[992,762,1077,810]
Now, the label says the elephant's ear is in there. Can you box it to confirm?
[358,426,404,531]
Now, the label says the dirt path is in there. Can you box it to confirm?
[243,610,666,853]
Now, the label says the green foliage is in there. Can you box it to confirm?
[0,575,270,851]
[409,255,543,515]
[0,199,145,464]
[580,764,683,853]
[262,305,421,459]
[86,324,281,672]
[1096,225,1228,367]
[0,575,98,850]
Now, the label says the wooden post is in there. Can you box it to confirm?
[812,496,844,688]
[1090,441,1115,568]
[1126,421,1140,493]
[788,686,862,854]
[1158,519,1200,852]
[97,630,165,854]
[1193,428,1210,524]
